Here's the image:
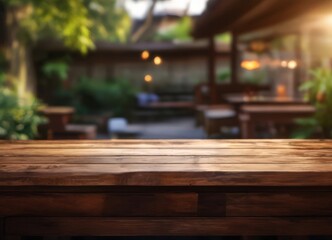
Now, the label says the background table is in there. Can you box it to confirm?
[240,105,315,138]
[1,140,332,237]
[225,95,307,112]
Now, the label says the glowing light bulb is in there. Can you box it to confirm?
[154,56,162,65]
[141,50,149,60]
[281,61,288,68]
[288,60,297,69]
[240,60,260,71]
[144,74,153,82]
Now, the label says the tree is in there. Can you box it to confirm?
[2,0,131,97]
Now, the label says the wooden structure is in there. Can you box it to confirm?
[240,105,315,138]
[192,0,332,103]
[1,140,332,237]
[193,0,332,38]
[40,107,96,140]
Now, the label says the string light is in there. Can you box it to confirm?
[288,60,297,69]
[281,61,288,68]
[144,74,153,82]
[141,50,149,60]
[241,60,260,71]
[154,56,162,65]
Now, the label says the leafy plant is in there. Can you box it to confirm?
[154,16,192,42]
[293,68,332,138]
[52,76,137,117]
[217,69,231,83]
[241,70,266,85]
[42,60,70,81]
[0,76,46,140]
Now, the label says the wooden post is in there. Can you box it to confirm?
[208,35,217,104]
[294,33,302,95]
[231,33,239,84]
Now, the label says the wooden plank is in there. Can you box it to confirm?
[4,155,332,164]
[227,192,332,216]
[0,218,3,240]
[2,164,332,186]
[6,217,332,236]
[0,193,197,217]
[2,163,332,173]
[2,147,332,157]
[1,140,332,149]
[198,193,226,216]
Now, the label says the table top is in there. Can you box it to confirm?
[241,104,316,113]
[40,106,75,115]
[225,95,307,105]
[148,101,194,108]
[1,140,332,187]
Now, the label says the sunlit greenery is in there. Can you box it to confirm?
[0,76,46,140]
[293,68,332,138]
[215,33,231,44]
[5,0,131,53]
[154,16,192,42]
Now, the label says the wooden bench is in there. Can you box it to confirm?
[1,140,332,238]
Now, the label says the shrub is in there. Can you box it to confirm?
[0,77,46,140]
[52,76,137,117]
[293,68,332,138]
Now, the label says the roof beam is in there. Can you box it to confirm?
[192,0,263,38]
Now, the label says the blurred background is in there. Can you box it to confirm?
[0,0,331,140]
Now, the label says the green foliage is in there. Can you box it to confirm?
[292,118,318,139]
[215,33,231,44]
[154,16,192,42]
[5,0,131,53]
[0,76,46,140]
[217,68,231,83]
[241,70,266,85]
[52,77,137,117]
[294,68,332,138]
[42,60,69,81]
[85,0,131,43]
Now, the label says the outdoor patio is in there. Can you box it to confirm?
[1,0,332,239]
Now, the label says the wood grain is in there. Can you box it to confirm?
[6,217,332,236]
[226,192,332,216]
[4,155,332,164]
[0,218,3,240]
[2,163,332,186]
[2,140,332,236]
[1,139,332,149]
[0,193,197,217]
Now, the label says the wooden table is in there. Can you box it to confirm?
[225,95,306,105]
[40,106,75,131]
[148,101,194,109]
[1,140,332,238]
[240,105,315,138]
[225,95,307,112]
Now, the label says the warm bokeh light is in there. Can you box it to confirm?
[141,50,150,60]
[323,15,332,26]
[288,60,297,69]
[154,56,162,65]
[144,74,153,82]
[241,60,260,71]
[281,61,288,68]
[276,84,287,97]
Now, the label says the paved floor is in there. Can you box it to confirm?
[136,117,206,139]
